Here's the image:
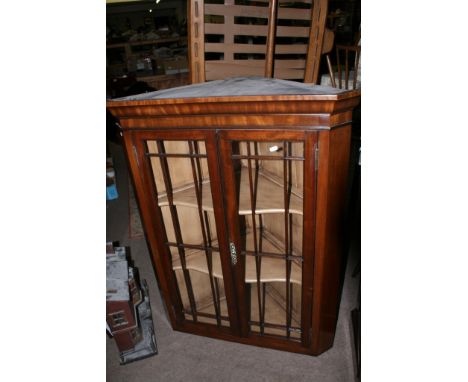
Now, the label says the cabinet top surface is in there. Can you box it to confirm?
[107,77,360,106]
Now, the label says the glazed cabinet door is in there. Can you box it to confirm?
[218,130,318,351]
[125,130,239,335]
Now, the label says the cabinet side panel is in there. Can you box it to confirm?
[311,125,352,354]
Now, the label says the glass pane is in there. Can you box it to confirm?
[146,140,229,327]
[232,140,304,341]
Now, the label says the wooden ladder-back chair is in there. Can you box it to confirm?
[321,29,361,90]
[189,0,329,84]
[335,31,361,90]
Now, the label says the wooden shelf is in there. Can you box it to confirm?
[158,179,214,211]
[238,168,303,215]
[172,247,223,278]
[172,228,302,285]
[158,167,303,215]
[136,73,188,82]
[106,37,189,92]
[106,37,187,49]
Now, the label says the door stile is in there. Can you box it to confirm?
[205,131,242,334]
[218,133,250,337]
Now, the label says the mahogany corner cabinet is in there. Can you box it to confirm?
[107,77,360,356]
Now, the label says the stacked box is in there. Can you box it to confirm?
[106,242,158,364]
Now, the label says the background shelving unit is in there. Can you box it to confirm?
[107,0,190,94]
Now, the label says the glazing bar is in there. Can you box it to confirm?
[261,282,266,335]
[194,143,222,326]
[283,141,293,338]
[205,209,222,326]
[232,154,304,161]
[166,242,220,253]
[214,277,222,324]
[145,152,208,159]
[144,141,185,321]
[288,213,294,332]
[246,142,263,335]
[259,215,264,253]
[156,140,198,322]
[241,250,303,262]
[184,311,230,323]
[255,144,265,334]
[248,320,302,333]
[196,141,222,325]
[204,211,212,247]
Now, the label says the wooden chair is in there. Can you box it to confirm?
[188,0,329,84]
[335,33,361,89]
[322,30,361,90]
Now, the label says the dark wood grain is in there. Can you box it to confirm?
[311,125,352,354]
[107,92,361,117]
[205,131,242,334]
[108,81,360,356]
[304,0,328,83]
[264,0,278,78]
[218,134,249,336]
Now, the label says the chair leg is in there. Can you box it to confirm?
[326,54,336,88]
[345,47,349,90]
[336,46,342,89]
[353,47,361,90]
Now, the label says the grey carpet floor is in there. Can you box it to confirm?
[106,141,360,382]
